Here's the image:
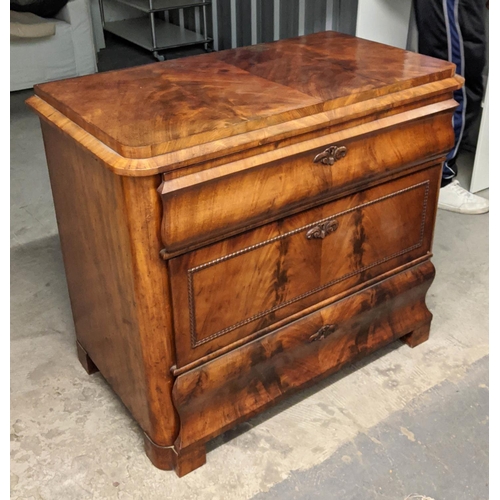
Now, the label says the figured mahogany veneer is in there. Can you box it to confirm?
[159,104,453,252]
[172,260,436,452]
[30,31,456,160]
[169,167,441,368]
[28,31,461,477]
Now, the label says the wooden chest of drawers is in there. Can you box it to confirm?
[28,31,462,477]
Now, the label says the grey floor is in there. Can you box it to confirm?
[11,37,489,500]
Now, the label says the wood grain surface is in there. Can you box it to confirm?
[169,166,441,367]
[29,30,461,476]
[172,260,435,463]
[40,122,178,446]
[159,103,454,252]
[26,76,461,176]
[30,31,456,160]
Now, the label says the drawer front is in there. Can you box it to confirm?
[160,103,454,252]
[169,166,440,367]
[172,261,435,450]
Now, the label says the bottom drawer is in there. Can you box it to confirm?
[172,260,435,451]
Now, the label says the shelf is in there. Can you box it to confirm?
[104,17,210,51]
[110,0,211,13]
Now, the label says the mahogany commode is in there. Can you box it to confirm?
[28,31,462,477]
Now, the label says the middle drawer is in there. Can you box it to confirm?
[169,166,440,368]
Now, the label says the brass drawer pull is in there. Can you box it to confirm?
[309,324,336,342]
[313,145,347,165]
[306,220,338,239]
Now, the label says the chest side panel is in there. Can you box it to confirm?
[39,122,179,445]
[40,122,153,433]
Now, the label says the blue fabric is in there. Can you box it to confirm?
[445,0,467,165]
[414,0,487,186]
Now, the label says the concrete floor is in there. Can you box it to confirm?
[11,41,489,499]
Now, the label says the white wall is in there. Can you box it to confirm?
[89,0,106,50]
[470,83,489,193]
[356,0,413,49]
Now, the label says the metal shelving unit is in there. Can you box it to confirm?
[99,0,212,61]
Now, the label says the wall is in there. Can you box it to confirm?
[208,0,358,50]
[96,0,359,52]
[355,0,412,49]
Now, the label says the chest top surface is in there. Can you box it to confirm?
[32,31,455,161]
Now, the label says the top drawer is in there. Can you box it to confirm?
[159,102,455,253]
